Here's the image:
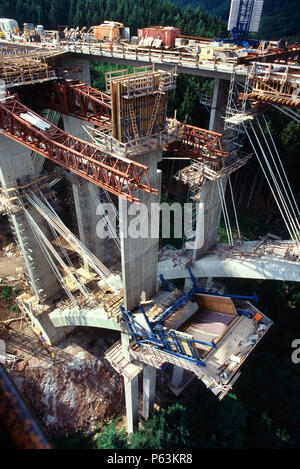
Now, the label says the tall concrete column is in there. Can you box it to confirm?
[194,79,230,260]
[142,365,156,420]
[209,78,229,134]
[124,374,139,434]
[119,149,162,311]
[61,59,119,269]
[172,365,184,388]
[71,177,118,268]
[0,136,63,304]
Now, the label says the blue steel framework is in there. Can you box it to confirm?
[120,268,259,368]
[217,0,261,48]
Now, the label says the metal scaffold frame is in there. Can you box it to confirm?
[0,95,157,203]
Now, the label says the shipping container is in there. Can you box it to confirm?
[137,26,181,48]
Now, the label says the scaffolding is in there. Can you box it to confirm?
[106,66,177,143]
[239,62,300,109]
[0,53,58,87]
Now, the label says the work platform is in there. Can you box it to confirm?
[105,276,272,400]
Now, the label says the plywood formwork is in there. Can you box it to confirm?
[106,66,176,142]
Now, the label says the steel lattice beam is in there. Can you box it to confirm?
[0,96,157,203]
[165,123,229,162]
[23,79,112,127]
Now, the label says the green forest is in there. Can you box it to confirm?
[171,0,300,40]
[1,0,299,451]
[0,0,226,38]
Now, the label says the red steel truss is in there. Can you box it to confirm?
[26,79,112,127]
[165,123,229,162]
[0,96,157,203]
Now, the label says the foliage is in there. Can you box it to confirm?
[1,286,13,304]
[171,0,300,40]
[0,0,226,38]
[96,420,127,449]
[0,286,21,305]
[55,430,97,449]
[95,403,190,450]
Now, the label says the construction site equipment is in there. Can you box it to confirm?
[118,267,272,399]
[0,95,157,203]
[0,19,19,40]
[174,152,252,191]
[137,26,182,48]
[0,53,57,88]
[93,21,128,42]
[24,79,112,127]
[166,121,230,163]
[107,66,176,142]
[239,63,300,108]
[227,0,264,47]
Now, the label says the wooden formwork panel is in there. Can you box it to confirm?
[195,294,237,316]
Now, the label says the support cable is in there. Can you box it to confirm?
[256,116,300,238]
[25,191,122,291]
[88,184,120,250]
[38,192,78,269]
[262,114,300,220]
[228,174,241,239]
[23,203,95,304]
[217,178,233,246]
[272,105,300,124]
[244,122,296,242]
[19,203,77,306]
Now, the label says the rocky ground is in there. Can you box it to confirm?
[2,325,124,435]
[0,214,125,436]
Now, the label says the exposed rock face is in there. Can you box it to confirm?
[6,348,124,435]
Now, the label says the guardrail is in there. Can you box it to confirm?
[61,40,247,77]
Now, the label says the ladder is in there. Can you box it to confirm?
[224,65,237,129]
[146,75,166,137]
[128,101,140,141]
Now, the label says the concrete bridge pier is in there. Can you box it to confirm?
[142,365,157,420]
[194,79,230,260]
[172,365,184,388]
[0,137,63,303]
[0,136,70,343]
[124,374,139,434]
[119,149,162,312]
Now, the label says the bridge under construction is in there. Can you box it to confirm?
[0,1,299,436]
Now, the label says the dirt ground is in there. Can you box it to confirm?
[0,255,23,278]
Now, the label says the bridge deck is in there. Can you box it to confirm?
[62,41,248,80]
[158,240,300,282]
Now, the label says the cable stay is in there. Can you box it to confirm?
[262,114,300,221]
[38,191,79,271]
[88,184,120,251]
[217,178,234,247]
[244,122,300,243]
[22,201,96,305]
[272,104,300,124]
[24,190,122,291]
[256,116,300,234]
[228,174,241,240]
[224,78,299,244]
